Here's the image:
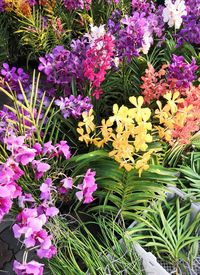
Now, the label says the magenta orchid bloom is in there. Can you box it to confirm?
[59,177,73,194]
[76,169,97,204]
[13,260,44,275]
[56,140,71,160]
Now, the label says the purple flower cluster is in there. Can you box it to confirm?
[0,0,4,12]
[38,41,88,95]
[107,10,122,35]
[147,6,165,39]
[167,54,198,89]
[0,63,30,94]
[0,156,23,221]
[59,177,73,194]
[4,135,36,165]
[0,108,16,142]
[55,95,92,119]
[0,129,97,226]
[0,64,52,145]
[13,206,57,259]
[116,13,146,61]
[131,0,155,16]
[177,15,200,46]
[185,0,200,15]
[63,0,92,10]
[58,169,97,204]
[0,87,50,143]
[28,0,37,6]
[0,135,42,222]
[33,139,71,160]
[0,63,52,105]
[176,0,200,45]
[0,135,71,221]
[109,4,165,61]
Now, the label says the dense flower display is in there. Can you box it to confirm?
[63,0,92,10]
[176,0,200,45]
[77,97,155,173]
[107,0,166,61]
[0,63,29,94]
[0,121,96,261]
[117,13,147,59]
[1,1,200,274]
[141,55,198,103]
[167,54,198,89]
[38,43,87,95]
[162,0,187,29]
[55,95,92,119]
[0,132,97,271]
[84,28,115,98]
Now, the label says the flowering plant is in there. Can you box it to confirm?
[0,0,200,274]
[0,74,98,274]
[77,96,157,174]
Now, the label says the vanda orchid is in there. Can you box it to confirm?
[162,0,187,29]
[0,0,200,274]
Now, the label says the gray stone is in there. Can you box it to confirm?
[0,239,13,269]
[0,228,21,254]
[0,260,15,275]
[0,216,14,234]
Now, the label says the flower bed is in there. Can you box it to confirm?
[0,0,200,274]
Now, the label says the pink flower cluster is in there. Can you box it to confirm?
[172,85,200,144]
[141,63,169,104]
[0,157,23,220]
[84,33,115,99]
[13,260,44,275]
[13,206,57,260]
[63,0,92,11]
[76,169,97,203]
[4,136,36,165]
[0,136,34,221]
[11,168,97,274]
[59,169,97,204]
[0,133,97,274]
[0,135,71,222]
[141,56,198,104]
[33,140,71,160]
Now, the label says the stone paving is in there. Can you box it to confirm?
[0,218,18,274]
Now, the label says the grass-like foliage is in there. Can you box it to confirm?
[0,72,60,144]
[127,196,200,272]
[47,216,145,275]
[178,150,200,201]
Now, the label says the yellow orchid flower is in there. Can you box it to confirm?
[129,96,144,108]
[78,109,96,134]
[77,127,92,145]
[164,91,184,114]
[77,96,155,173]
[135,150,154,177]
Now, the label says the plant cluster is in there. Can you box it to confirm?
[0,0,200,274]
